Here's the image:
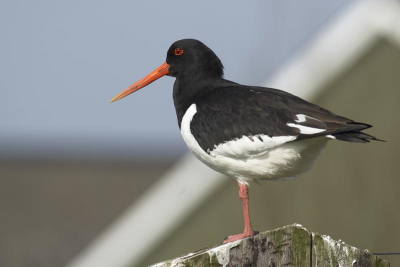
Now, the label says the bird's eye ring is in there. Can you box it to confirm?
[174,48,183,56]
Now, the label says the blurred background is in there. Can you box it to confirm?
[1,0,399,266]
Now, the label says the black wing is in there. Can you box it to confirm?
[190,85,376,154]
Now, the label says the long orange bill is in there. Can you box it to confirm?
[110,62,170,103]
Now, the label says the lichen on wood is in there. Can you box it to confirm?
[149,224,390,267]
[312,233,390,267]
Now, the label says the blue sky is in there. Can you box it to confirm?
[0,0,348,158]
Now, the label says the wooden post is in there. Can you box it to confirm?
[149,224,390,267]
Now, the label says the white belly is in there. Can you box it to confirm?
[181,104,329,184]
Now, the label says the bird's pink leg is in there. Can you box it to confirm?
[223,182,256,244]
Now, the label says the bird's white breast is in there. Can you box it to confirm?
[181,104,329,184]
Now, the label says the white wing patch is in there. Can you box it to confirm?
[287,114,326,135]
[209,135,297,158]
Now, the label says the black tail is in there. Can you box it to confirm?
[332,131,385,143]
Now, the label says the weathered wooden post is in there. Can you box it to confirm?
[149,224,390,267]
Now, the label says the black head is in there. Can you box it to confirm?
[166,39,224,79]
[110,39,224,103]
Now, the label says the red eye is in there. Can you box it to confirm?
[174,48,183,56]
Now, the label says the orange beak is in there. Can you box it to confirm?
[110,62,170,103]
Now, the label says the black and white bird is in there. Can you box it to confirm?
[111,39,383,244]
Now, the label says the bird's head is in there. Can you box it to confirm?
[110,39,223,103]
[166,39,224,78]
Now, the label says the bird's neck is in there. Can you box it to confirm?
[173,74,223,128]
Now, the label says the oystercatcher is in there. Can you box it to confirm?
[111,39,383,244]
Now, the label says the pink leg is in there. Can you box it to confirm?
[223,182,256,244]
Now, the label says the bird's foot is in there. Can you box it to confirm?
[223,230,258,244]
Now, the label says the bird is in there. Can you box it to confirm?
[110,39,383,244]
